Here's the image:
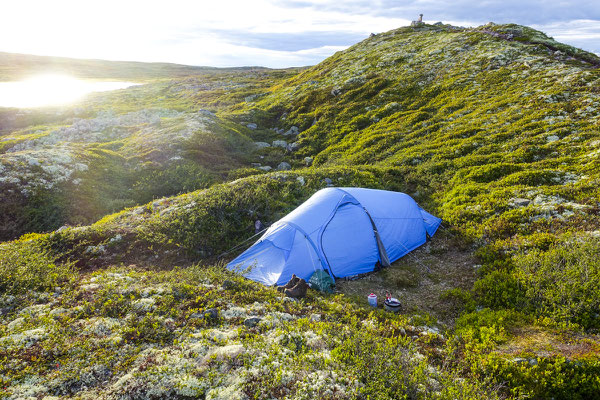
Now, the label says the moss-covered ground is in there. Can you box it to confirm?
[1,22,600,399]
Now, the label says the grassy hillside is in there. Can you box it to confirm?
[0,65,300,240]
[1,23,600,399]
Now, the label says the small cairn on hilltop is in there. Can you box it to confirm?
[411,14,424,27]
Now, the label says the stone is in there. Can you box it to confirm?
[304,156,313,166]
[283,126,299,136]
[243,317,262,328]
[331,87,342,96]
[546,135,559,142]
[198,109,215,116]
[509,198,531,207]
[324,177,333,186]
[108,234,123,244]
[277,162,291,171]
[296,176,305,186]
[258,166,272,171]
[251,163,261,167]
[246,123,257,130]
[272,140,288,148]
[287,142,300,151]
[253,141,270,149]
[203,308,219,320]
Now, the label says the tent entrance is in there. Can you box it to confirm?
[321,203,380,278]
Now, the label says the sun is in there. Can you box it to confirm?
[0,74,135,108]
[0,74,89,108]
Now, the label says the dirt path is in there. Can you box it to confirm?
[336,230,478,327]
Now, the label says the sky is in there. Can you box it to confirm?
[1,0,599,68]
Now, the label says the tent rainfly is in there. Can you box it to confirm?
[226,187,441,286]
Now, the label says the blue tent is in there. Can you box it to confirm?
[226,187,441,286]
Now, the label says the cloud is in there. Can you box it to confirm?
[279,0,600,25]
[1,0,599,67]
[533,19,600,54]
[197,30,365,52]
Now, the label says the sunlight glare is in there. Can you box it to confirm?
[0,74,136,108]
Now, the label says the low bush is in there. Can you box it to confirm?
[473,270,526,309]
[488,356,600,400]
[514,237,600,330]
[0,239,75,295]
[131,160,217,203]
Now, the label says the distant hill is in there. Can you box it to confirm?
[0,51,272,81]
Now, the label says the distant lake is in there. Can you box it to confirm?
[0,74,138,108]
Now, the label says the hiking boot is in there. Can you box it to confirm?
[284,278,308,298]
[277,274,299,292]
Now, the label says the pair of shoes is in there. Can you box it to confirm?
[277,274,299,292]
[284,278,308,298]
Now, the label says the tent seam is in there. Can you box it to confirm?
[278,220,329,273]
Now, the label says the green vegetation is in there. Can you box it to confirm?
[0,239,75,295]
[0,260,497,399]
[1,22,599,398]
[475,238,600,330]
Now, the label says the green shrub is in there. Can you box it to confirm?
[514,237,600,330]
[455,308,529,345]
[0,239,75,294]
[474,244,513,274]
[464,164,522,184]
[135,166,412,258]
[473,270,527,309]
[331,328,497,399]
[486,354,600,400]
[500,169,561,186]
[131,161,217,203]
[440,288,476,313]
